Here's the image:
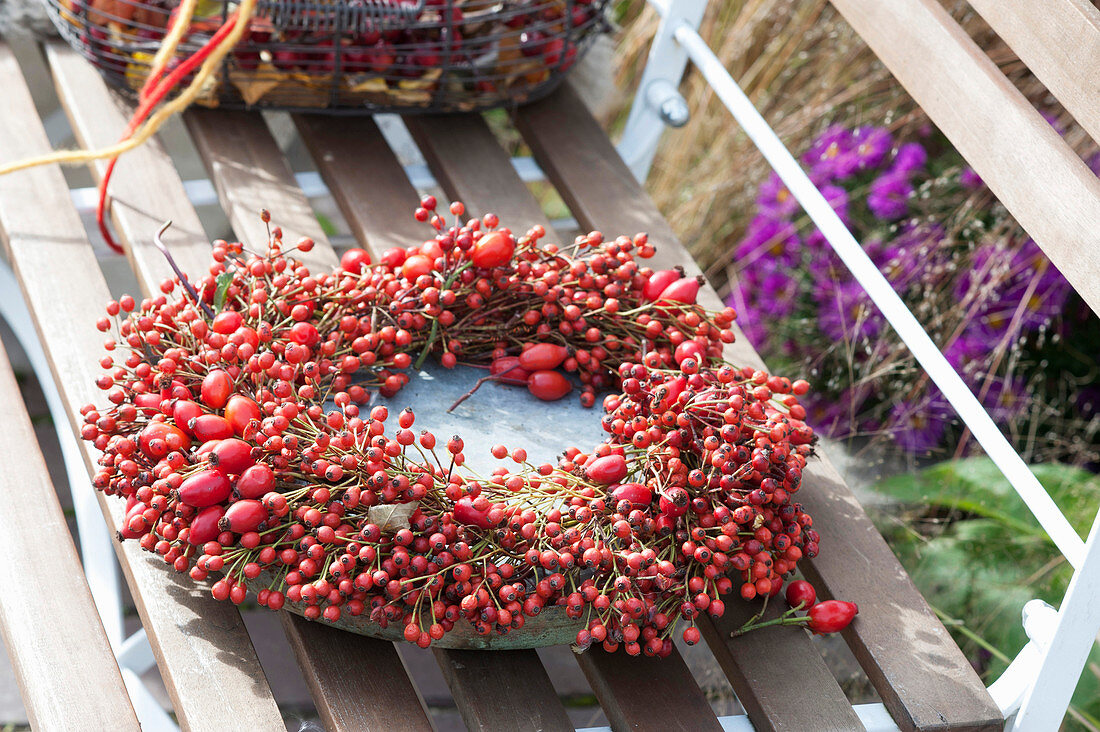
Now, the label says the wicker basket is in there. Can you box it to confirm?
[45,0,610,113]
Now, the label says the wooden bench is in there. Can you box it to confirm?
[0,34,1004,730]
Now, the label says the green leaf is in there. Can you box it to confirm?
[873,457,1100,543]
[213,271,234,311]
[315,212,338,237]
[870,457,1098,722]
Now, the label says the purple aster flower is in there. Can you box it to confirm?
[954,242,1000,303]
[815,277,882,342]
[848,126,893,173]
[735,216,801,269]
[1088,151,1100,178]
[1010,240,1072,330]
[888,391,952,454]
[943,331,986,372]
[873,223,941,287]
[978,376,1028,424]
[802,126,857,179]
[876,243,922,288]
[960,167,984,190]
[1041,110,1065,137]
[867,171,913,220]
[957,240,1070,338]
[891,142,928,176]
[805,240,848,285]
[819,184,850,225]
[802,387,870,439]
[756,172,800,220]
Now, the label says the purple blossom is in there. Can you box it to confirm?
[756,172,800,220]
[819,184,850,225]
[958,240,1071,337]
[802,388,869,439]
[867,171,913,220]
[876,243,922,288]
[978,376,1028,424]
[1010,240,1072,329]
[943,331,986,371]
[848,126,893,174]
[872,223,941,288]
[735,216,801,269]
[960,167,984,190]
[724,261,798,350]
[802,126,856,179]
[891,142,927,176]
[815,277,882,342]
[888,392,952,454]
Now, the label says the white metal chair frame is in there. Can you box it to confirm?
[617,2,1100,730]
[3,1,1098,728]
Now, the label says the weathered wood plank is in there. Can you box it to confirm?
[699,603,863,731]
[293,114,426,252]
[183,108,335,273]
[294,110,576,729]
[2,43,285,732]
[434,649,574,731]
[827,0,1100,322]
[406,110,728,731]
[45,41,209,288]
[185,108,435,730]
[283,614,435,732]
[404,114,547,226]
[405,115,554,230]
[515,82,1002,731]
[967,0,1100,147]
[577,651,722,731]
[0,341,139,730]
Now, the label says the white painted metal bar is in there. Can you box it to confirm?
[1011,512,1100,729]
[0,259,125,647]
[116,628,157,675]
[67,158,549,213]
[651,4,1087,570]
[121,668,178,732]
[617,0,706,181]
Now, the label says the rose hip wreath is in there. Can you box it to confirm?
[81,197,856,656]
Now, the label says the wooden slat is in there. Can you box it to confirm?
[404,114,547,226]
[827,0,1100,323]
[293,111,575,730]
[433,649,573,731]
[283,614,434,732]
[515,83,1003,732]
[45,42,209,290]
[576,650,722,731]
[0,44,286,732]
[404,115,553,229]
[967,0,1100,146]
[183,107,434,731]
[50,56,426,727]
[0,342,139,730]
[404,111,724,732]
[183,109,334,273]
[293,114,426,252]
[699,604,863,731]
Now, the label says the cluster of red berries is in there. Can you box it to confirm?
[80,199,852,654]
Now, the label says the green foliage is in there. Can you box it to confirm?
[872,458,1100,728]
